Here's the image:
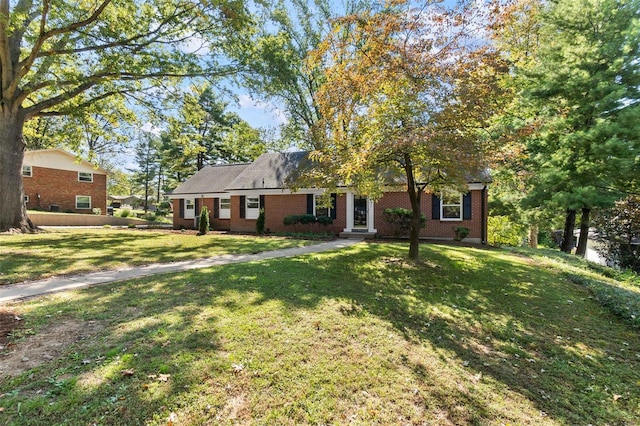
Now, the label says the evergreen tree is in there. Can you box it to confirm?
[132,133,160,213]
[514,0,640,254]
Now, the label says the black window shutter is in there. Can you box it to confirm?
[331,193,337,219]
[463,193,472,220]
[259,195,265,210]
[195,198,199,215]
[179,199,184,219]
[239,195,246,219]
[213,198,219,219]
[432,194,441,220]
[307,194,314,214]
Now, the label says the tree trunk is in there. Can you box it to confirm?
[403,153,421,260]
[575,206,590,257]
[529,224,538,248]
[0,112,36,232]
[561,209,577,253]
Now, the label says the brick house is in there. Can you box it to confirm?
[22,149,108,215]
[169,152,490,243]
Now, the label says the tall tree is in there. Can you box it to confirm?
[0,0,251,232]
[132,133,160,213]
[237,0,373,148]
[507,0,640,255]
[160,84,267,180]
[308,0,506,259]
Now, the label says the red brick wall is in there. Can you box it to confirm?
[374,190,486,241]
[172,189,487,240]
[23,166,107,215]
[261,194,346,235]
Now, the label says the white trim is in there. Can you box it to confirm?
[78,171,93,182]
[76,195,92,209]
[169,192,231,199]
[245,196,260,220]
[440,192,463,221]
[184,198,195,219]
[467,183,487,190]
[219,198,231,219]
[342,191,376,233]
[313,194,333,218]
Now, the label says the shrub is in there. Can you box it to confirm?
[382,208,425,237]
[316,216,334,226]
[198,206,210,236]
[92,208,102,215]
[145,213,157,222]
[256,208,266,235]
[488,215,525,247]
[299,214,316,225]
[283,214,333,230]
[119,209,131,218]
[454,226,470,241]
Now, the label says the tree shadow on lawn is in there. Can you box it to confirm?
[0,231,306,284]
[2,242,639,424]
[0,284,230,425]
[195,242,639,424]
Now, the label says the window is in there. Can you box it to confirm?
[245,196,260,219]
[314,195,332,218]
[23,195,30,204]
[184,199,195,219]
[78,172,93,182]
[22,165,32,177]
[76,195,91,209]
[441,192,462,220]
[219,198,231,219]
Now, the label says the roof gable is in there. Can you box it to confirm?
[23,149,108,175]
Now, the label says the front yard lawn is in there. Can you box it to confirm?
[1,242,639,425]
[0,229,312,284]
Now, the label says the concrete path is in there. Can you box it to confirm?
[0,239,363,304]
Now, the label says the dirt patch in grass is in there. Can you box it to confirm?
[0,314,104,378]
[0,310,23,346]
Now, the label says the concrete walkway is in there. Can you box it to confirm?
[0,239,363,304]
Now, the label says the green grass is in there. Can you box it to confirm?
[1,243,639,425]
[0,229,311,284]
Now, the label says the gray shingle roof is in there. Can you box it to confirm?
[226,151,308,190]
[171,163,249,195]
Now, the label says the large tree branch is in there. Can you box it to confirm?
[23,66,238,118]
[37,4,199,59]
[9,0,113,99]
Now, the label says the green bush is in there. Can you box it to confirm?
[488,215,525,247]
[454,226,470,241]
[92,208,102,215]
[299,214,316,225]
[145,213,157,222]
[198,206,210,236]
[316,216,334,226]
[119,209,131,218]
[382,208,425,237]
[283,215,300,226]
[256,208,266,235]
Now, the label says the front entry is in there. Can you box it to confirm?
[353,196,368,229]
[342,192,377,235]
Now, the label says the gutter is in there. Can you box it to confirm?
[481,185,488,245]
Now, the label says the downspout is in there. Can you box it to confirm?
[481,185,487,245]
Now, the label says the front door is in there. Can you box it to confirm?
[353,196,368,229]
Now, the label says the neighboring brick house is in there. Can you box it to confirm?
[22,149,108,215]
[169,152,490,243]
